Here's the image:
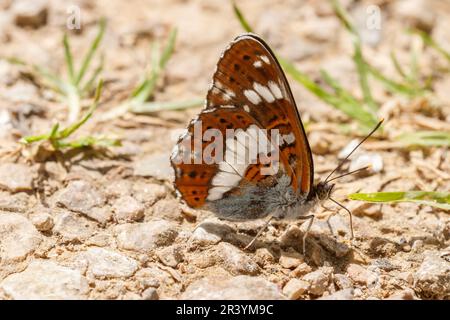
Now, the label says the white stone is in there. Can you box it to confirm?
[283,279,309,299]
[338,139,360,159]
[0,260,88,299]
[0,163,34,192]
[181,275,284,300]
[114,220,178,253]
[133,152,173,181]
[217,242,259,275]
[12,0,48,28]
[77,247,139,279]
[113,196,145,222]
[302,267,332,296]
[56,180,105,215]
[318,288,354,300]
[346,264,378,287]
[156,246,184,268]
[414,250,450,299]
[191,226,222,246]
[142,287,159,300]
[349,152,383,173]
[29,212,54,232]
[0,213,41,264]
[53,212,96,242]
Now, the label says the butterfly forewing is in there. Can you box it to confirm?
[207,34,313,193]
[171,33,314,208]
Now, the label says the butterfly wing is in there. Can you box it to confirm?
[171,33,314,209]
[171,106,260,208]
[206,33,314,194]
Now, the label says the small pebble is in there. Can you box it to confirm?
[142,288,159,300]
[302,267,332,296]
[12,0,48,29]
[318,288,354,300]
[113,196,145,223]
[29,212,54,232]
[282,279,309,300]
[279,251,304,269]
[333,274,353,290]
[346,264,378,287]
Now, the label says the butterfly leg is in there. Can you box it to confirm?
[244,215,274,250]
[329,198,354,239]
[298,215,315,255]
[321,204,337,237]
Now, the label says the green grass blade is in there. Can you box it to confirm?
[32,64,66,94]
[63,34,75,84]
[366,63,425,96]
[390,51,408,79]
[348,191,450,211]
[396,131,450,147]
[280,58,377,128]
[413,29,450,63]
[3,57,65,94]
[131,98,203,113]
[59,79,103,139]
[159,28,177,69]
[279,57,333,99]
[233,1,254,33]
[232,0,377,129]
[20,133,50,144]
[131,29,177,104]
[320,69,358,101]
[49,123,60,139]
[131,41,160,102]
[75,18,106,86]
[58,136,121,148]
[409,44,420,84]
[80,54,104,95]
[331,0,377,113]
[353,44,377,112]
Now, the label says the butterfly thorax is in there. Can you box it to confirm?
[309,181,335,202]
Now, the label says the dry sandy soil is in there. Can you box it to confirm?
[0,0,448,300]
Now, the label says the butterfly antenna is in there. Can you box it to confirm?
[324,119,384,183]
[326,165,371,183]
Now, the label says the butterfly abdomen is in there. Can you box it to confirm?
[208,175,314,221]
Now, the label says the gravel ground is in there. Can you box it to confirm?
[0,0,448,300]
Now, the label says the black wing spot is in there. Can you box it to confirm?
[234,64,240,71]
[229,76,235,83]
[243,54,251,61]
[269,115,279,122]
[219,118,227,123]
[188,171,197,178]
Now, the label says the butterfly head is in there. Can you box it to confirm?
[315,182,334,201]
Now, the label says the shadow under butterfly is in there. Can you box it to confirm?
[171,33,383,254]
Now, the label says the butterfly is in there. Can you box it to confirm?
[170,33,382,253]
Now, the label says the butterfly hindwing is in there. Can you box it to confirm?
[171,106,266,207]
